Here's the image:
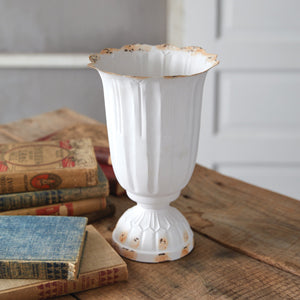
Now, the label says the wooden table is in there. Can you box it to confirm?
[67,164,299,300]
[1,109,299,299]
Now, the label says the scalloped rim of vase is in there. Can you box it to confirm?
[88,43,219,79]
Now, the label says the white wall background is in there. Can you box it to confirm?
[168,0,300,200]
[0,0,166,124]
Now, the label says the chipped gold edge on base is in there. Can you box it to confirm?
[88,43,219,80]
[112,238,194,264]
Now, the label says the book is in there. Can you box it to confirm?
[0,111,126,197]
[0,138,99,194]
[34,123,127,196]
[0,166,108,212]
[84,201,116,224]
[94,146,111,165]
[0,225,128,300]
[0,216,87,280]
[100,164,126,196]
[35,122,109,147]
[0,197,106,216]
[36,123,112,165]
[0,108,100,143]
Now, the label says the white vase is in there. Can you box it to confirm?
[89,44,218,263]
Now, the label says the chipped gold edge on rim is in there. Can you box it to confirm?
[88,43,219,79]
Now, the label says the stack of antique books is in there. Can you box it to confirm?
[0,110,129,300]
[0,215,128,300]
[36,122,126,196]
[0,138,110,221]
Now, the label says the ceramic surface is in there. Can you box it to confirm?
[89,44,218,262]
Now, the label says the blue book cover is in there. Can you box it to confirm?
[0,216,87,280]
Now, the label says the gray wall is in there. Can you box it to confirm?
[0,0,166,124]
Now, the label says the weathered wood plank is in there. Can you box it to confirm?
[74,196,300,300]
[176,165,300,277]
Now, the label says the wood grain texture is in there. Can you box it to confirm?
[74,196,300,300]
[175,165,300,277]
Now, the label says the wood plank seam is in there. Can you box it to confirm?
[192,227,299,279]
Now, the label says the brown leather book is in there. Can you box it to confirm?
[0,138,98,194]
[0,197,106,216]
[100,164,126,196]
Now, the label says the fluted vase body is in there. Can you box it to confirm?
[89,44,218,262]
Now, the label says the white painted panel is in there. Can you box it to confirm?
[198,138,300,164]
[0,69,106,124]
[220,0,300,39]
[0,54,89,68]
[0,0,166,53]
[217,164,300,200]
[217,71,300,135]
[168,0,300,199]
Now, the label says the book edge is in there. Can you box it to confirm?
[0,198,107,216]
[0,263,128,300]
[0,216,88,280]
[0,167,108,212]
[70,230,88,280]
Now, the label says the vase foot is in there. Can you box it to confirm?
[112,204,194,263]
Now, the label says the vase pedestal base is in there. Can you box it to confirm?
[112,202,194,263]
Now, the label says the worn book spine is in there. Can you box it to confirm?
[0,231,87,281]
[0,198,106,216]
[0,260,75,281]
[94,146,111,165]
[0,185,107,212]
[0,264,128,300]
[0,167,108,212]
[0,139,99,194]
[100,164,125,196]
[84,201,115,224]
[0,168,98,195]
[0,216,88,280]
[0,224,128,300]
